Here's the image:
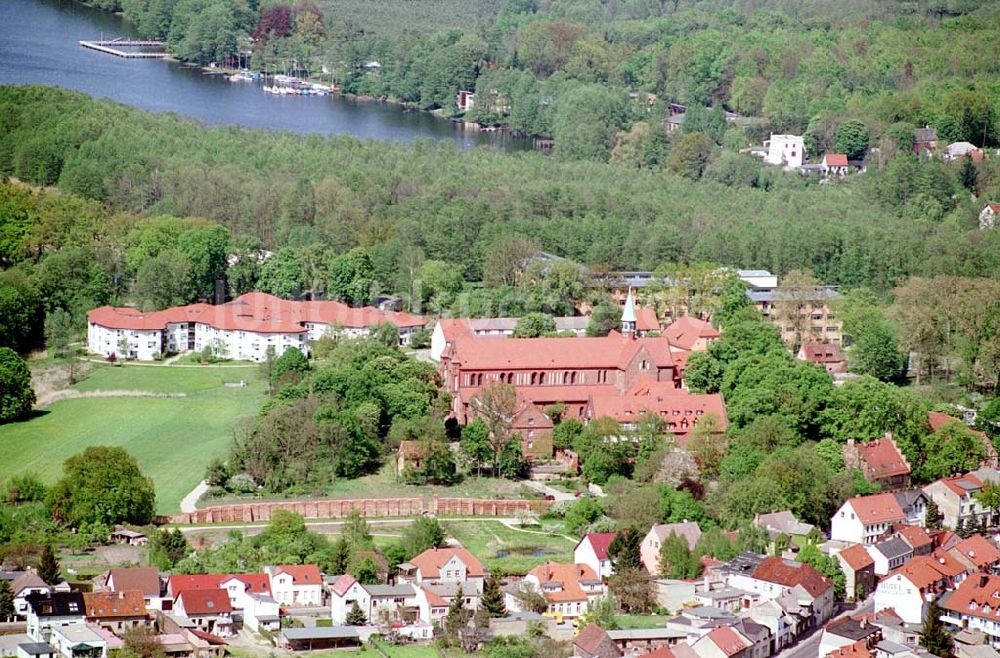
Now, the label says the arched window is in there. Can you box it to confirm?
[530,372,537,385]
[539,372,546,385]
[570,371,577,384]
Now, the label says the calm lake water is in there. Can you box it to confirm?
[0,0,532,151]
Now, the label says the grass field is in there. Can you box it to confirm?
[442,520,576,575]
[614,615,671,629]
[0,363,264,515]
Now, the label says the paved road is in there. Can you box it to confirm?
[777,598,874,658]
[179,480,210,513]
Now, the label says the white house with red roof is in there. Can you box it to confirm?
[690,625,755,658]
[87,291,426,361]
[873,555,954,624]
[397,547,486,588]
[264,565,323,606]
[820,154,850,177]
[641,522,703,575]
[834,544,876,601]
[510,562,606,619]
[843,438,911,490]
[328,575,420,625]
[726,556,834,623]
[980,203,1000,230]
[172,590,233,637]
[924,470,1000,531]
[574,533,617,579]
[831,494,909,545]
[940,573,1000,643]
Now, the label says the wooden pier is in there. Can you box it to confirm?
[79,38,168,59]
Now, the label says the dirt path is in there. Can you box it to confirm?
[180,480,210,513]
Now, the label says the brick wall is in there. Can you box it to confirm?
[168,496,551,524]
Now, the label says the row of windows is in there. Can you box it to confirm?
[466,370,607,387]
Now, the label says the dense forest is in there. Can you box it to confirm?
[76,0,1000,153]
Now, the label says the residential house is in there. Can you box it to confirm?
[82,591,147,633]
[980,204,1000,231]
[661,317,720,352]
[218,573,272,610]
[88,291,426,362]
[874,556,953,624]
[763,135,805,170]
[726,556,835,624]
[825,640,876,658]
[913,127,937,157]
[869,609,921,648]
[11,573,50,617]
[575,533,618,580]
[514,562,606,619]
[606,628,691,655]
[940,574,1000,644]
[588,384,728,446]
[107,529,147,547]
[641,523,703,575]
[836,544,876,601]
[831,494,908,545]
[867,536,914,576]
[820,154,850,177]
[948,535,1000,574]
[264,565,323,606]
[329,575,419,625]
[796,344,848,374]
[944,142,983,162]
[93,568,165,610]
[924,473,995,531]
[819,616,883,658]
[49,625,107,658]
[844,438,911,491]
[25,593,86,643]
[166,575,226,599]
[574,623,622,658]
[752,511,815,539]
[893,526,934,557]
[745,597,802,651]
[397,547,487,589]
[456,90,475,112]
[172,590,232,638]
[691,625,760,658]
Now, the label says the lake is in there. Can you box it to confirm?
[0,0,532,151]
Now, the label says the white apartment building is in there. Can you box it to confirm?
[764,134,805,169]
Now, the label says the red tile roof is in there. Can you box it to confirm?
[589,389,727,436]
[951,535,1000,569]
[410,548,485,579]
[661,316,720,351]
[824,640,874,658]
[446,332,679,371]
[528,562,600,603]
[893,525,933,551]
[888,555,951,589]
[635,307,660,333]
[168,574,226,596]
[274,564,322,585]
[175,589,232,616]
[420,586,447,607]
[189,629,228,645]
[222,573,271,594]
[705,627,751,657]
[936,473,983,498]
[752,556,831,597]
[845,493,905,525]
[638,648,676,658]
[578,533,617,561]
[330,575,357,597]
[838,544,874,571]
[83,591,147,618]
[824,154,849,167]
[856,438,910,480]
[88,291,425,334]
[799,343,845,364]
[941,574,1000,623]
[576,623,613,655]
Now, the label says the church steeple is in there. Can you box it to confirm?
[621,288,637,336]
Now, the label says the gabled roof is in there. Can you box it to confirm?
[872,536,912,561]
[274,564,322,585]
[577,533,617,561]
[825,640,875,658]
[951,535,1000,569]
[751,556,831,598]
[823,154,849,167]
[589,390,727,434]
[941,574,1000,623]
[933,473,984,498]
[576,623,616,656]
[855,438,910,480]
[838,544,874,571]
[527,562,600,602]
[410,548,485,579]
[222,573,271,594]
[330,575,357,597]
[887,555,951,589]
[661,316,720,351]
[176,589,232,615]
[649,522,702,551]
[893,525,933,551]
[25,592,85,617]
[704,626,751,657]
[420,586,447,607]
[168,574,226,595]
[106,567,161,598]
[11,572,48,597]
[753,510,814,537]
[844,493,905,525]
[636,307,660,332]
[799,343,845,364]
[446,332,679,371]
[84,590,147,618]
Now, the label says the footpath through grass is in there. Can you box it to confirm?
[0,364,264,515]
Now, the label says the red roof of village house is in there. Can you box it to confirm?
[838,544,874,571]
[445,332,680,371]
[856,438,910,479]
[175,589,232,615]
[824,154,849,167]
[330,575,357,597]
[824,640,874,658]
[420,586,448,607]
[928,549,968,578]
[941,573,1000,623]
[752,556,831,597]
[893,525,933,551]
[799,343,845,364]
[936,473,983,498]
[528,562,600,603]
[274,564,322,585]
[638,648,677,658]
[888,555,951,589]
[661,316,720,351]
[636,307,660,333]
[577,533,617,561]
[705,627,751,657]
[88,291,425,334]
[951,535,1000,569]
[106,567,161,598]
[168,574,226,595]
[223,573,271,594]
[410,547,485,579]
[576,623,613,655]
[589,390,728,435]
[83,591,147,619]
[845,493,905,524]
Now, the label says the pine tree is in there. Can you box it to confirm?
[37,544,60,586]
[0,580,14,622]
[444,592,470,641]
[925,499,942,529]
[920,601,953,657]
[957,518,975,539]
[481,576,506,618]
[345,601,367,625]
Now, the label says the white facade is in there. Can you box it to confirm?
[330,581,418,625]
[873,573,931,625]
[830,499,903,545]
[49,625,107,658]
[242,594,281,633]
[573,539,613,580]
[87,325,162,361]
[764,135,805,169]
[267,569,323,607]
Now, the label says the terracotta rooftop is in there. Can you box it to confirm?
[824,640,875,658]
[941,574,1000,623]
[577,533,617,561]
[175,589,232,616]
[589,389,728,435]
[751,556,831,598]
[330,575,356,597]
[661,316,720,351]
[168,574,226,595]
[838,544,874,571]
[84,590,146,619]
[274,564,322,585]
[635,307,661,333]
[105,567,161,598]
[844,493,905,525]
[528,562,600,603]
[893,525,933,551]
[856,438,911,480]
[409,547,485,579]
[799,343,845,364]
[824,154,849,167]
[704,626,751,657]
[951,535,1000,570]
[576,623,613,655]
[888,555,951,589]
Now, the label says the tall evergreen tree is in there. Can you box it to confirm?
[0,580,14,621]
[444,591,470,641]
[345,601,367,625]
[481,575,507,618]
[919,601,953,657]
[925,500,942,529]
[608,527,643,572]
[37,544,60,586]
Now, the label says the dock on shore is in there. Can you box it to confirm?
[79,38,168,58]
